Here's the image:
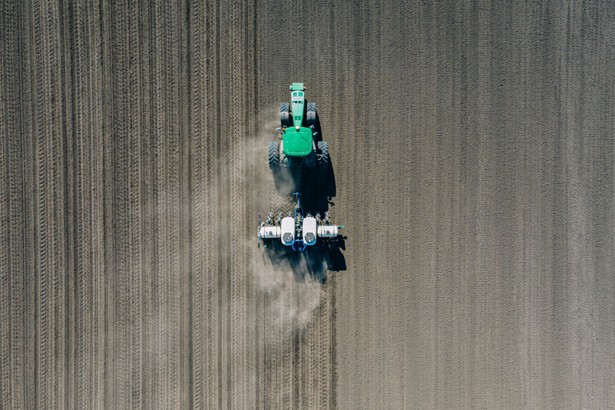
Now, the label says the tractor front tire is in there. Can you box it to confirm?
[279,103,291,128]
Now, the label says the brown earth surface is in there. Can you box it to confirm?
[1,1,615,409]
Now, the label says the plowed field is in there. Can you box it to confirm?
[2,1,614,409]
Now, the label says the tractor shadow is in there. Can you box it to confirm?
[300,157,337,216]
[301,157,347,280]
[264,237,346,284]
[264,244,327,283]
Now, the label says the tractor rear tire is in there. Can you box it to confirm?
[279,103,291,128]
[317,141,329,168]
[268,141,280,169]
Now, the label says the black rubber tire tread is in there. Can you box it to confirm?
[317,141,329,167]
[268,141,280,169]
[306,102,317,127]
[279,103,291,128]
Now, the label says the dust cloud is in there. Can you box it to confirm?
[248,243,323,330]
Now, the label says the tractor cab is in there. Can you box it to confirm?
[290,83,305,130]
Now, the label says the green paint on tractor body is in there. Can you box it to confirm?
[291,90,305,129]
[282,127,313,157]
[283,82,312,157]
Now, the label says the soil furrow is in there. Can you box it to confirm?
[3,2,615,409]
[1,2,25,408]
[228,1,247,408]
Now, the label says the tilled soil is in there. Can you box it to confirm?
[1,1,615,409]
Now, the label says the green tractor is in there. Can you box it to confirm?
[268,83,330,196]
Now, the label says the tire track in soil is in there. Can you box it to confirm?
[32,2,50,407]
[18,2,38,407]
[0,71,11,407]
[228,1,248,408]
[178,1,193,407]
[1,2,26,408]
[203,1,222,408]
[48,11,69,407]
[0,12,14,406]
[188,0,206,404]
[32,1,69,408]
[100,1,116,407]
[87,3,106,406]
[137,3,154,408]
[189,0,212,404]
[245,0,258,406]
[128,2,145,408]
[163,3,182,408]
[153,3,172,407]
[217,3,230,408]
[68,2,93,408]
[152,5,165,406]
[152,2,182,407]
[281,283,292,409]
[109,3,130,407]
[209,2,222,408]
